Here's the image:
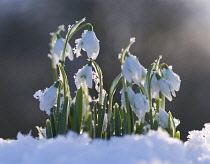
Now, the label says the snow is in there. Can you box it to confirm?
[0,124,210,164]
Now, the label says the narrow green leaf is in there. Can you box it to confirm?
[73,87,83,134]
[91,60,104,105]
[93,101,98,139]
[57,96,69,134]
[96,104,103,138]
[135,121,141,134]
[68,103,74,130]
[114,104,121,136]
[50,108,56,137]
[46,119,53,139]
[68,18,86,37]
[153,120,159,130]
[108,73,122,122]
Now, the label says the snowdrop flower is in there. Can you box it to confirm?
[33,82,59,115]
[159,108,168,128]
[159,108,180,128]
[74,27,100,60]
[50,37,73,67]
[131,92,150,119]
[158,77,175,101]
[124,87,149,119]
[121,87,135,110]
[151,73,176,101]
[122,55,144,85]
[74,65,93,89]
[150,73,160,99]
[162,66,181,92]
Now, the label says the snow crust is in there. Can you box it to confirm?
[0,124,210,164]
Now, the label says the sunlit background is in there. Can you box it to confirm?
[1,0,210,141]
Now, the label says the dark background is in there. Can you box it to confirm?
[1,0,210,141]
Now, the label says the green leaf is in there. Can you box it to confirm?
[68,18,86,37]
[57,96,69,134]
[46,119,53,139]
[50,108,56,137]
[114,104,121,136]
[93,101,98,139]
[83,112,93,138]
[68,103,74,130]
[73,87,83,134]
[153,120,159,130]
[91,60,104,105]
[108,73,122,122]
[96,103,103,138]
[120,38,136,64]
[135,121,141,134]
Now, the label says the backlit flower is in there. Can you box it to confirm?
[162,66,181,92]
[51,38,73,66]
[124,87,149,119]
[74,65,93,89]
[122,55,143,85]
[74,29,100,60]
[33,82,59,115]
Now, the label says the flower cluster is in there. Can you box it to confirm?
[34,18,181,140]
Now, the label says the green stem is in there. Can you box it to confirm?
[61,23,92,66]
[161,94,165,110]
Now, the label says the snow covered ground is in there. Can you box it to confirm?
[0,124,209,164]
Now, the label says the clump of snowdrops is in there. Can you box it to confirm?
[34,18,181,139]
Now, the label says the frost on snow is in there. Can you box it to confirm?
[0,125,210,164]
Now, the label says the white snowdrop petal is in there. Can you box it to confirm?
[159,108,168,128]
[52,38,64,58]
[75,65,93,89]
[74,30,100,60]
[130,92,149,119]
[151,74,160,99]
[122,55,143,85]
[39,86,57,115]
[159,78,173,101]
[162,67,181,92]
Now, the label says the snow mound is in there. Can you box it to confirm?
[0,125,210,164]
[185,123,210,163]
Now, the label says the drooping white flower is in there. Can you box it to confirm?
[121,87,135,110]
[131,92,150,119]
[162,66,181,92]
[51,38,73,66]
[150,73,176,101]
[158,108,180,129]
[140,65,147,85]
[33,82,59,115]
[74,65,93,89]
[74,29,100,60]
[123,87,149,119]
[122,55,143,85]
[158,77,175,101]
[150,73,160,99]
[159,108,169,128]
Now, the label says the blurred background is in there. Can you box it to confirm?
[1,0,210,141]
